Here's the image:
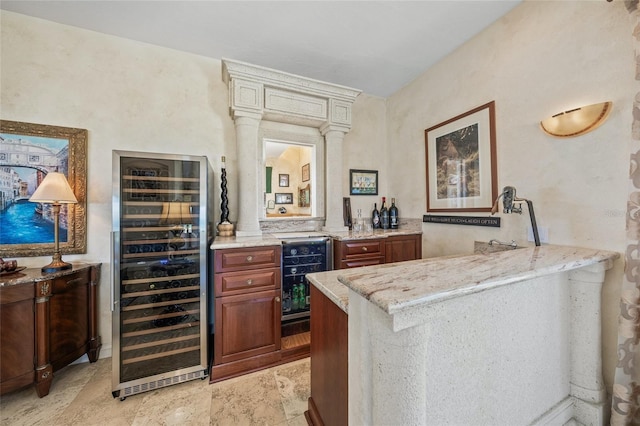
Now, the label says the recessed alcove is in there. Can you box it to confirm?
[222,59,361,236]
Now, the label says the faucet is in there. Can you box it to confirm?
[491,186,541,247]
[489,239,517,248]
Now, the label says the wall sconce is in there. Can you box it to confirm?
[29,172,78,273]
[540,101,612,138]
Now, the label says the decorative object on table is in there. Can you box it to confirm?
[540,101,612,138]
[0,258,25,275]
[424,101,497,212]
[389,198,399,229]
[349,169,378,196]
[275,193,293,204]
[278,207,287,214]
[29,172,78,273]
[380,197,389,229]
[302,163,310,182]
[491,185,540,246]
[217,156,234,237]
[0,120,87,257]
[279,174,289,187]
[343,197,352,229]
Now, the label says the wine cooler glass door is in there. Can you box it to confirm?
[113,152,207,392]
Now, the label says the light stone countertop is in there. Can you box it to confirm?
[210,228,422,249]
[308,245,619,316]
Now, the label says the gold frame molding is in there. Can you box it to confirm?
[0,120,87,257]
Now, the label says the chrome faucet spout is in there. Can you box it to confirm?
[489,239,517,248]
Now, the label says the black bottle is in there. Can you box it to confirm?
[380,197,389,230]
[372,203,381,229]
[389,198,399,229]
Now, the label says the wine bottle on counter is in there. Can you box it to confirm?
[372,203,381,228]
[380,197,390,229]
[390,198,399,229]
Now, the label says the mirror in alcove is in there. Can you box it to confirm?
[264,140,314,218]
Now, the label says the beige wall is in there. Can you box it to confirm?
[0,11,235,354]
[1,0,632,396]
[385,0,632,392]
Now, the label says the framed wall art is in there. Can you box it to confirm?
[424,101,497,212]
[349,169,378,196]
[279,173,289,187]
[0,120,87,257]
[275,193,293,204]
[302,163,310,182]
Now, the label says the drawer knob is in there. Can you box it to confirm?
[247,279,253,285]
[362,247,368,252]
[246,255,253,262]
[275,297,281,303]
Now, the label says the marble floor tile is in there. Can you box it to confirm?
[0,357,310,426]
[273,358,310,420]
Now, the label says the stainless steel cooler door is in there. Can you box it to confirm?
[111,151,209,397]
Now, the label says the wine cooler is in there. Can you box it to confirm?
[111,150,211,399]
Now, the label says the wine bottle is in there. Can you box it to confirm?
[390,198,399,229]
[372,203,381,229]
[380,197,389,230]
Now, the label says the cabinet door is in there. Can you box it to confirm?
[214,289,281,365]
[0,284,35,394]
[385,235,422,263]
[49,269,90,371]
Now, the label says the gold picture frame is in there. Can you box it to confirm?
[424,101,497,212]
[0,120,87,257]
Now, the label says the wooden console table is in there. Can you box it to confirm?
[0,263,101,397]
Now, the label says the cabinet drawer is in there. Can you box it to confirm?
[52,268,90,293]
[339,257,385,270]
[341,240,383,258]
[214,246,281,272]
[215,267,281,297]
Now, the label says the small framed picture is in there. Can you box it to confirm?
[349,169,378,195]
[279,174,289,187]
[275,193,294,204]
[302,163,310,182]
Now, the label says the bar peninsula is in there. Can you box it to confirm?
[305,244,619,426]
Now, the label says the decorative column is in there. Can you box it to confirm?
[321,125,349,232]
[234,113,263,236]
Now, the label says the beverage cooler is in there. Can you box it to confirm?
[111,150,211,400]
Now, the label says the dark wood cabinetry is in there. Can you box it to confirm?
[211,245,283,382]
[385,234,422,263]
[334,238,385,269]
[334,233,422,270]
[0,263,101,397]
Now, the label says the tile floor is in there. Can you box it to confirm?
[0,357,310,426]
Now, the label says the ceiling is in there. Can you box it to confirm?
[0,1,522,98]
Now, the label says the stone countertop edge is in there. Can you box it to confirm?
[210,228,423,249]
[0,262,102,287]
[335,245,619,317]
[306,269,350,314]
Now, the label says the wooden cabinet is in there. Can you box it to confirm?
[0,263,101,397]
[211,245,282,382]
[333,238,385,270]
[334,233,422,270]
[385,234,422,263]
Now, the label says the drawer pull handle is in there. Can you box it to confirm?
[275,297,281,303]
[246,255,253,262]
[247,279,253,285]
[362,247,368,252]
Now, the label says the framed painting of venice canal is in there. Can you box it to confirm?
[424,101,497,213]
[0,120,87,257]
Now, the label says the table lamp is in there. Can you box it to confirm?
[29,172,78,273]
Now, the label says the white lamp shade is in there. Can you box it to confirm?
[29,172,78,204]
